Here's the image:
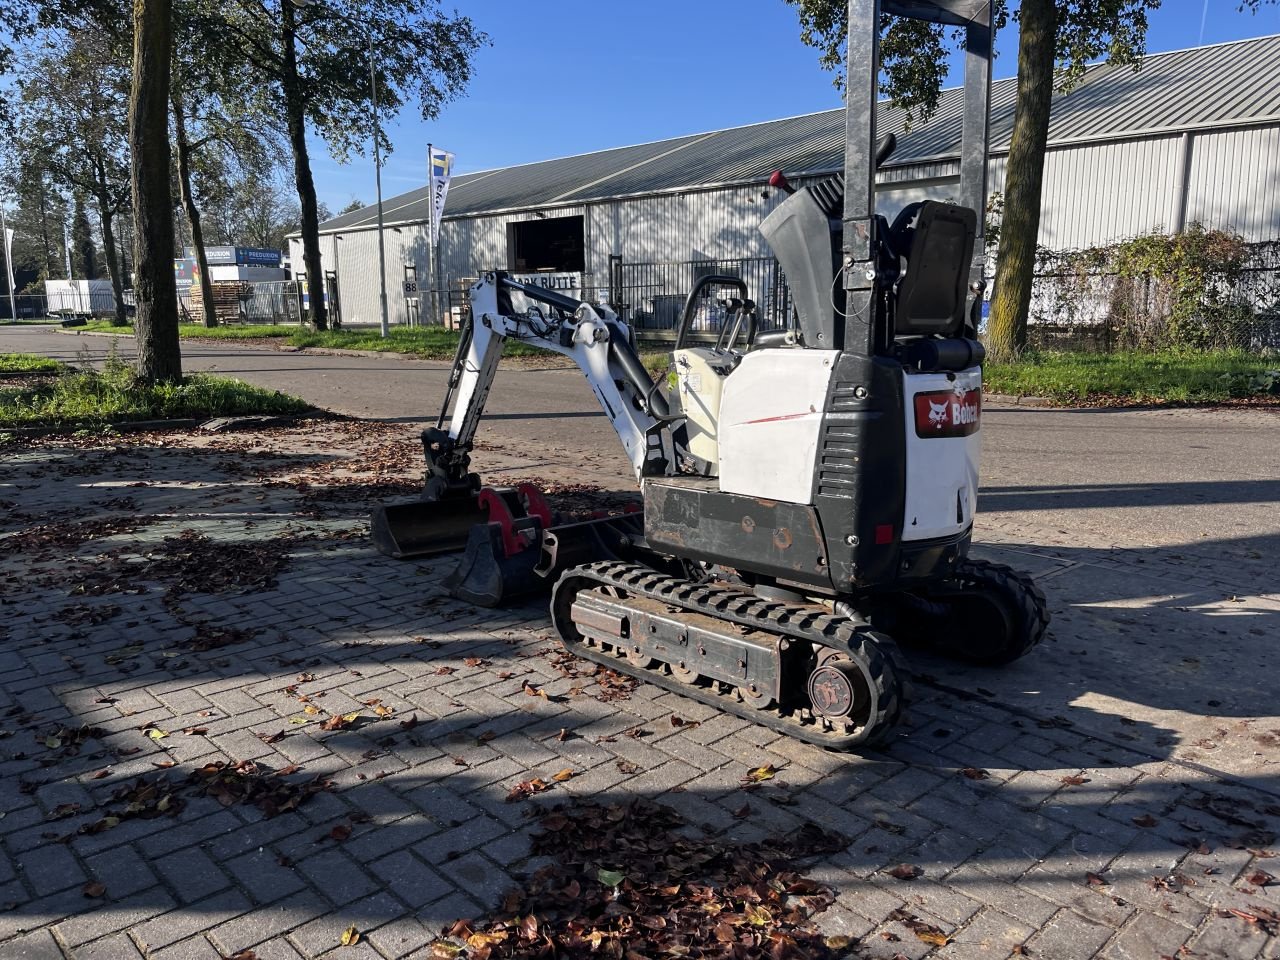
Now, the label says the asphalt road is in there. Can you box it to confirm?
[5,324,1279,555]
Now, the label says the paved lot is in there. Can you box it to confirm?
[1,326,1278,957]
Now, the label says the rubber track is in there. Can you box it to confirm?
[955,558,1051,665]
[550,561,912,749]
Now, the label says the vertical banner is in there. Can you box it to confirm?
[428,146,454,244]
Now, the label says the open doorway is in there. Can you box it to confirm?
[507,214,585,272]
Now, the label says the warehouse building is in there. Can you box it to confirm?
[292,34,1280,330]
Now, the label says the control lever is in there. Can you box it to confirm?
[768,170,796,195]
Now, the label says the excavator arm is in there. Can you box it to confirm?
[437,272,674,483]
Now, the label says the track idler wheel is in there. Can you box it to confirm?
[803,637,907,740]
[938,559,1050,666]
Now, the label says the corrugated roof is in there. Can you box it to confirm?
[318,34,1280,232]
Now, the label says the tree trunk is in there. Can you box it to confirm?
[94,192,128,328]
[172,94,218,328]
[129,0,182,382]
[281,0,328,330]
[986,0,1058,362]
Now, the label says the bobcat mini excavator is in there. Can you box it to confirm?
[370,0,1049,749]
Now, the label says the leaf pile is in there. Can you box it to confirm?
[0,516,157,560]
[144,530,296,597]
[183,623,256,653]
[432,799,849,959]
[186,759,333,817]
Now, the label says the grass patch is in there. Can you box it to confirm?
[984,349,1280,405]
[0,353,62,373]
[0,352,310,428]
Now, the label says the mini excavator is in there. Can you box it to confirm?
[371,0,1049,748]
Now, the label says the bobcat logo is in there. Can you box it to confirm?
[928,398,950,427]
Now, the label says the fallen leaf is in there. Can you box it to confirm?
[330,824,352,841]
[551,768,574,782]
[556,727,570,742]
[961,767,990,780]
[1132,814,1159,828]
[90,768,111,780]
[1061,774,1090,786]
[399,714,420,731]
[227,951,258,960]
[1086,871,1109,886]
[340,923,360,945]
[518,913,538,939]
[255,730,287,744]
[429,942,462,958]
[732,803,751,819]
[887,863,923,880]
[913,928,950,947]
[670,716,700,730]
[1248,870,1274,887]
[82,881,106,898]
[434,666,456,676]
[616,760,639,775]
[145,728,168,740]
[742,764,778,784]
[597,868,625,888]
[476,730,497,743]
[181,727,209,736]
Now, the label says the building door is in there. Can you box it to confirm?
[506,215,585,273]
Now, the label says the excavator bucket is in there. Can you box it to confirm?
[369,493,490,560]
[369,487,535,561]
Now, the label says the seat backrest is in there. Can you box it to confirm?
[892,200,977,337]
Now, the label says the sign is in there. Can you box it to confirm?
[195,246,282,267]
[403,279,419,295]
[428,146,454,244]
[509,272,584,301]
[913,386,981,439]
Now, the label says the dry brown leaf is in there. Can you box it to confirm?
[887,863,922,880]
[476,730,497,743]
[330,824,352,841]
[960,767,990,780]
[1086,871,1109,886]
[340,923,360,945]
[616,760,639,775]
[227,951,258,960]
[914,928,950,947]
[82,881,106,898]
[1248,870,1274,887]
[552,768,574,783]
[742,764,778,784]
[1132,814,1159,828]
[90,768,111,780]
[1060,774,1090,786]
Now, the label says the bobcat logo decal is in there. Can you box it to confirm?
[914,387,981,439]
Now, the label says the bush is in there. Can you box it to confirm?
[0,349,311,427]
[0,353,61,373]
[1031,226,1275,351]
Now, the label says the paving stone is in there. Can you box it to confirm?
[1027,908,1115,960]
[368,851,453,908]
[225,847,309,905]
[18,842,87,897]
[153,848,232,904]
[1106,910,1192,960]
[296,849,380,906]
[149,936,225,960]
[54,889,178,949]
[71,931,145,959]
[133,890,253,952]
[84,845,159,900]
[0,929,64,960]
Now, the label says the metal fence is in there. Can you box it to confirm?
[0,294,51,321]
[1025,239,1280,352]
[599,257,793,339]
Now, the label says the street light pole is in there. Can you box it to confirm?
[0,205,17,323]
[369,32,389,339]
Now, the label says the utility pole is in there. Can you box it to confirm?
[427,141,439,327]
[1,205,17,322]
[370,32,389,338]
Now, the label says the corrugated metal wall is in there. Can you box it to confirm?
[296,122,1279,326]
[1185,125,1280,239]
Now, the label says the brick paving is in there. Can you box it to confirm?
[0,419,1277,958]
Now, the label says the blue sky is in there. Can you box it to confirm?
[314,0,1280,211]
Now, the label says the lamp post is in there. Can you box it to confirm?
[291,0,390,338]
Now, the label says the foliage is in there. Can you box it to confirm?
[1031,226,1263,350]
[0,346,310,427]
[983,349,1280,405]
[71,194,99,281]
[0,353,61,373]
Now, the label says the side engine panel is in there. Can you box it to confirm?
[716,349,839,503]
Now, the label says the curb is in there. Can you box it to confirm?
[0,410,331,440]
[982,392,1056,407]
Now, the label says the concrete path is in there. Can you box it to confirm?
[3,323,1280,956]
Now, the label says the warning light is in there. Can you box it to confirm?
[875,524,894,545]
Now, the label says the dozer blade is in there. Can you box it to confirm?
[369,495,488,559]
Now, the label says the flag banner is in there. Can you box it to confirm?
[3,227,14,294]
[428,147,454,244]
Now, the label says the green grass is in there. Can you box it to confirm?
[0,353,311,428]
[0,353,61,373]
[984,350,1280,405]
